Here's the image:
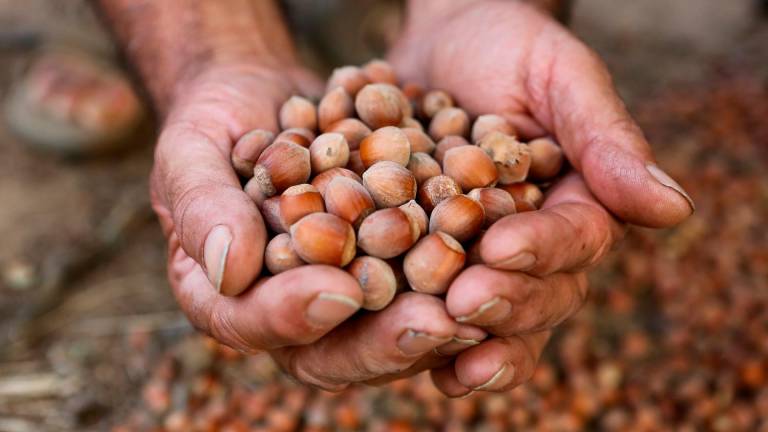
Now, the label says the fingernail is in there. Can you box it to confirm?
[490,251,536,271]
[457,390,475,399]
[204,225,233,293]
[474,363,515,391]
[306,292,360,328]
[435,337,483,356]
[456,297,512,326]
[397,329,452,356]
[646,163,695,212]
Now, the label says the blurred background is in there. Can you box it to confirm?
[0,0,766,431]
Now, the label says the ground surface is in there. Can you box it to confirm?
[0,1,766,431]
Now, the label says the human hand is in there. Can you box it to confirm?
[388,0,694,396]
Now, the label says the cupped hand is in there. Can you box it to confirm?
[151,61,460,391]
[388,0,694,396]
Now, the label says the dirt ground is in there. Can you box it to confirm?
[0,1,766,431]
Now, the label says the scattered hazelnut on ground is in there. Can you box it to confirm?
[311,167,362,197]
[357,208,419,259]
[290,213,356,266]
[528,137,564,180]
[443,145,499,190]
[467,188,517,227]
[246,141,311,203]
[421,89,454,118]
[231,129,274,178]
[402,128,435,153]
[279,96,317,131]
[359,126,411,168]
[324,177,376,228]
[259,196,285,234]
[499,182,544,212]
[417,175,463,214]
[265,233,305,274]
[404,232,466,294]
[362,161,417,208]
[434,136,470,164]
[429,107,470,141]
[362,59,398,85]
[274,127,315,148]
[318,87,354,132]
[346,256,397,310]
[398,200,429,238]
[326,118,371,150]
[429,195,485,242]
[355,83,408,129]
[407,152,442,185]
[278,184,325,229]
[326,66,368,96]
[347,150,366,176]
[478,131,532,184]
[471,114,517,143]
[309,133,350,174]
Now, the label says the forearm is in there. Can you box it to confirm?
[94,0,296,112]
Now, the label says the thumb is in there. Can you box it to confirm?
[532,35,695,228]
[153,121,267,296]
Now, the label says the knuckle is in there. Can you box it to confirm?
[206,304,259,354]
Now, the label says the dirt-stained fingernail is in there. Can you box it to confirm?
[398,329,452,357]
[306,292,360,328]
[456,297,512,326]
[474,363,515,391]
[435,337,483,356]
[490,251,536,271]
[204,225,233,293]
[646,163,695,212]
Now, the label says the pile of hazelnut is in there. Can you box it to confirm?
[231,60,563,309]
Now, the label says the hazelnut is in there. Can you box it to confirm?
[290,213,356,266]
[429,195,485,242]
[401,82,424,111]
[259,196,286,234]
[311,167,362,196]
[417,175,463,214]
[499,182,543,212]
[404,232,466,294]
[309,133,350,174]
[347,150,366,176]
[442,145,499,190]
[407,152,442,185]
[355,83,408,129]
[318,87,354,131]
[421,90,454,118]
[249,141,311,200]
[346,256,397,311]
[402,128,435,153]
[478,131,532,184]
[324,177,375,227]
[359,126,411,168]
[433,136,470,164]
[471,114,517,143]
[279,96,317,131]
[385,257,409,293]
[231,129,274,178]
[275,127,315,147]
[467,188,516,227]
[326,66,369,96]
[528,137,564,180]
[362,161,417,208]
[429,107,470,141]
[325,118,371,150]
[357,208,419,258]
[400,117,424,131]
[361,59,398,85]
[279,184,325,229]
[399,200,428,238]
[265,233,305,274]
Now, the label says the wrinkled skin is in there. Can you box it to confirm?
[150,1,693,395]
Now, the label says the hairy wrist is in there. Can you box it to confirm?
[95,0,297,115]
